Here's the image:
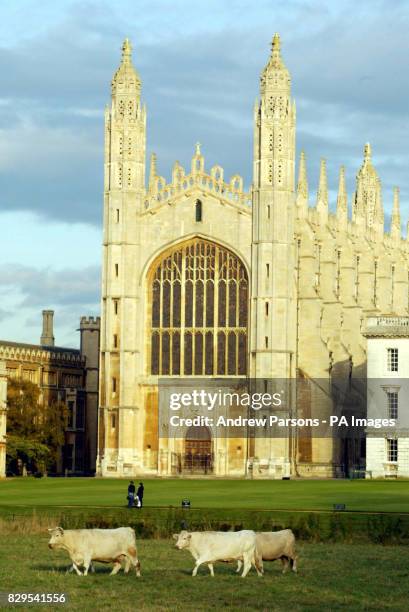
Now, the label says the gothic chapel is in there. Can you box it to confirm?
[97,35,406,478]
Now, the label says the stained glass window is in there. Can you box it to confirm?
[150,239,248,376]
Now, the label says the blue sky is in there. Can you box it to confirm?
[0,0,408,347]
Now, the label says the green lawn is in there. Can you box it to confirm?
[0,477,408,512]
[0,535,407,611]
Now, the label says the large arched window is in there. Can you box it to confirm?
[149,238,248,376]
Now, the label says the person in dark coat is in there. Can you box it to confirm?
[127,480,136,508]
[137,482,144,508]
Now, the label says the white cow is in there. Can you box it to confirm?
[237,529,298,574]
[173,530,262,577]
[47,526,141,577]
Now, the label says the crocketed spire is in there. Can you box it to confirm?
[391,187,401,239]
[260,33,290,95]
[111,38,141,96]
[337,166,347,213]
[297,151,308,200]
[354,143,383,230]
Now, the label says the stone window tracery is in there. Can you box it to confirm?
[149,239,248,376]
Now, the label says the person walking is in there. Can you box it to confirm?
[137,482,144,508]
[127,480,136,508]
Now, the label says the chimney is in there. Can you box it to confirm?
[41,310,55,346]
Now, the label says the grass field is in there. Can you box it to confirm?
[0,534,408,611]
[1,478,409,513]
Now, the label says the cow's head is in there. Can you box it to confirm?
[47,526,64,549]
[173,530,192,550]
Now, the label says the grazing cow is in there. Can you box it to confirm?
[173,530,262,577]
[47,527,141,577]
[236,529,298,575]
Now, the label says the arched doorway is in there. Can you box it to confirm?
[184,425,213,474]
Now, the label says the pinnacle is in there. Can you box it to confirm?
[364,142,372,160]
[122,38,132,62]
[272,33,281,52]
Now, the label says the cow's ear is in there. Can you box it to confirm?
[187,533,192,540]
[57,527,64,535]
[172,534,178,540]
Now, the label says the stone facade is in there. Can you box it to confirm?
[0,361,7,478]
[98,35,408,479]
[364,317,409,478]
[0,312,100,474]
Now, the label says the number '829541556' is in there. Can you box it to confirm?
[2,593,67,605]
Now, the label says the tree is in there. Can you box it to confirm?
[6,379,68,474]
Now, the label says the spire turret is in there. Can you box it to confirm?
[337,165,347,208]
[149,153,157,191]
[296,151,308,217]
[297,151,308,199]
[191,142,204,174]
[112,38,141,97]
[354,143,383,233]
[260,33,291,101]
[316,159,328,223]
[336,166,348,228]
[391,187,401,240]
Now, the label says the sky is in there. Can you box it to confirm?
[0,0,408,347]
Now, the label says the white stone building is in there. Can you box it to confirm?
[97,34,409,479]
[0,361,7,478]
[364,317,409,478]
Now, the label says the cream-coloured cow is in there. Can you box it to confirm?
[237,529,298,574]
[173,529,262,577]
[47,527,141,577]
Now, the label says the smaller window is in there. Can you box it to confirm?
[387,438,398,462]
[265,302,269,316]
[115,263,119,277]
[267,205,270,219]
[113,334,118,348]
[265,336,269,349]
[111,414,116,429]
[112,377,117,393]
[387,348,398,372]
[195,200,202,222]
[113,299,119,315]
[266,263,270,278]
[116,209,120,223]
[387,392,398,420]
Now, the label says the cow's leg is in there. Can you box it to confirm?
[70,558,84,576]
[123,556,131,574]
[73,563,83,576]
[291,555,298,573]
[253,552,263,577]
[82,555,92,576]
[240,552,252,578]
[207,563,214,577]
[281,556,289,574]
[110,560,122,576]
[192,557,206,577]
[236,560,242,573]
[126,547,141,577]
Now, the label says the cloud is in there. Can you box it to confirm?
[0,308,11,323]
[0,264,101,308]
[0,0,408,226]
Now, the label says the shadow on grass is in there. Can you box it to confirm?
[32,563,116,575]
